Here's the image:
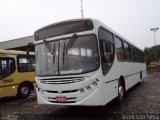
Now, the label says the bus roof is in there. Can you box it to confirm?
[0,49,35,55]
[35,18,143,51]
[34,18,93,33]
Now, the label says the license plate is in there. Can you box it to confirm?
[56,96,67,102]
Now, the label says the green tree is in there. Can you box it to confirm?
[144,45,160,66]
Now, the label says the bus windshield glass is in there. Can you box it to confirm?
[36,35,100,76]
[34,20,94,41]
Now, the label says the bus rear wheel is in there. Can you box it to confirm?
[138,71,144,85]
[18,84,31,98]
[118,80,125,102]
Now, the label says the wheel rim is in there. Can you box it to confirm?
[21,87,29,96]
[118,85,124,100]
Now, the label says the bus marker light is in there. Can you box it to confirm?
[95,78,100,82]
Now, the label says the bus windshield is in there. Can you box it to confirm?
[36,35,100,76]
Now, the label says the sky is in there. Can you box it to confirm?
[0,0,160,50]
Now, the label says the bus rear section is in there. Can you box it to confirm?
[0,50,35,98]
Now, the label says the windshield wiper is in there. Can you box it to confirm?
[43,39,55,55]
[63,33,77,54]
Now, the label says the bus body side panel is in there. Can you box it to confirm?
[0,71,35,98]
[102,60,146,105]
[102,80,118,104]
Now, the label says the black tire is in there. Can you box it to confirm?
[117,80,125,102]
[138,71,144,85]
[18,84,31,98]
[140,71,143,80]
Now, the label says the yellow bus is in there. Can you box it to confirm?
[0,49,35,98]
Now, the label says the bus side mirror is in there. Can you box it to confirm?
[26,42,34,58]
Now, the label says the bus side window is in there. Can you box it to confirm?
[115,36,125,61]
[134,48,138,62]
[123,41,131,61]
[17,55,35,72]
[0,58,15,80]
[99,27,114,75]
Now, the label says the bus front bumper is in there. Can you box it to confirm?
[36,87,105,106]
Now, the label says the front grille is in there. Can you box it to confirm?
[40,77,84,84]
[46,89,79,93]
[49,101,76,103]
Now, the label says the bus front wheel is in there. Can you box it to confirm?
[18,84,31,98]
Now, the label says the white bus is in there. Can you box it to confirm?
[34,18,146,106]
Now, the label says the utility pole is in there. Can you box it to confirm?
[150,27,159,62]
[80,0,84,18]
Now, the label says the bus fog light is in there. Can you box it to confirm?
[38,88,40,91]
[87,86,91,91]
[41,90,46,94]
[80,88,85,93]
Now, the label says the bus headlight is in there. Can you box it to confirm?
[80,88,85,93]
[87,86,91,91]
[92,81,98,86]
[80,78,100,93]
[38,88,46,94]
